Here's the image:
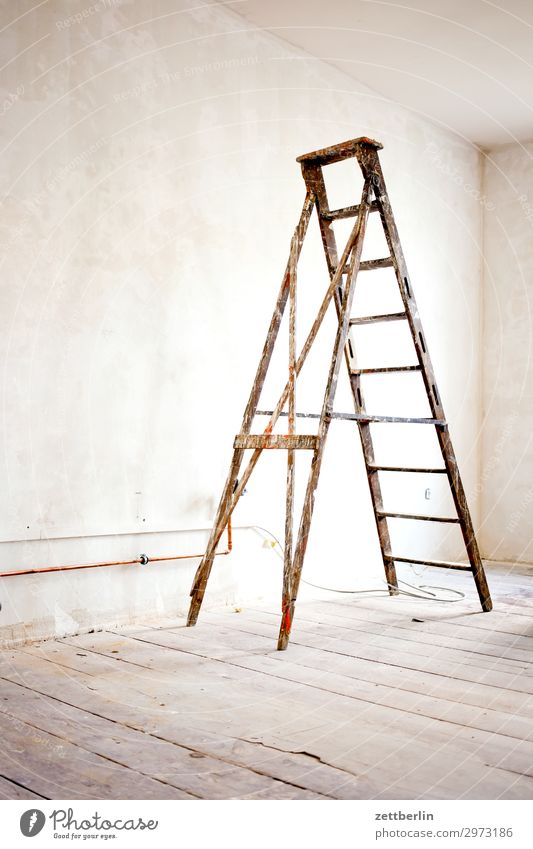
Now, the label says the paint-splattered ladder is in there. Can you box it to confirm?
[187,137,492,651]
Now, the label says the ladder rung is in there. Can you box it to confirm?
[256,409,319,421]
[255,410,446,426]
[377,511,460,524]
[336,257,394,275]
[350,365,421,374]
[354,414,446,425]
[360,257,394,271]
[257,409,376,423]
[368,465,447,474]
[350,312,406,326]
[234,434,318,450]
[384,553,471,571]
[322,200,380,221]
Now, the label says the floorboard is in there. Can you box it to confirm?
[0,564,531,799]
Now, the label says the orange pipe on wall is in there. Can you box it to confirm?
[0,518,232,578]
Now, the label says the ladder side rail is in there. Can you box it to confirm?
[364,155,492,612]
[302,159,398,593]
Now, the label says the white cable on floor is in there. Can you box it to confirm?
[248,525,465,603]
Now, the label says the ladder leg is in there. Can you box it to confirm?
[187,449,244,625]
[281,448,295,646]
[281,233,298,647]
[278,179,373,649]
[278,443,325,650]
[439,429,492,612]
[302,161,398,595]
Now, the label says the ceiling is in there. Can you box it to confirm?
[225,0,533,148]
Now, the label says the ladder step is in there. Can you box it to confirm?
[350,365,421,374]
[368,465,447,474]
[350,312,406,326]
[234,434,318,450]
[377,511,460,523]
[322,200,380,221]
[384,553,471,571]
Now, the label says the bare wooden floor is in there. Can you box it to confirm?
[0,564,532,800]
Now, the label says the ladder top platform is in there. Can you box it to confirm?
[297,136,384,165]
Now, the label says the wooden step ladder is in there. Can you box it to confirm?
[187,136,492,650]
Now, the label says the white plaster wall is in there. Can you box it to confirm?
[480,142,533,562]
[0,0,483,645]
